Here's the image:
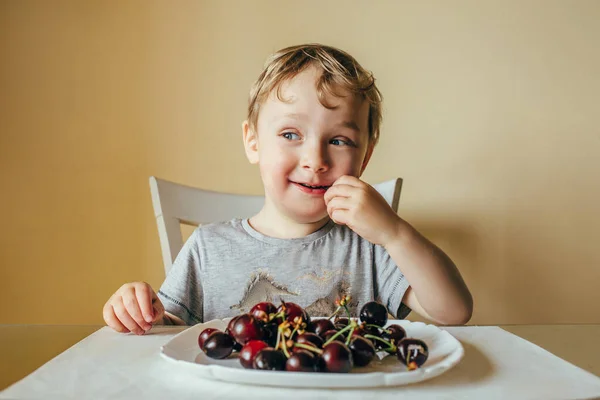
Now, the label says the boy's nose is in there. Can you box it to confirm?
[301,144,330,173]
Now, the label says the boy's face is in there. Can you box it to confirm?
[243,66,373,224]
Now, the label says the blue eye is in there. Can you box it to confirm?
[330,138,351,146]
[282,132,300,140]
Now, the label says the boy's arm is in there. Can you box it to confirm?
[385,221,473,325]
[325,176,473,325]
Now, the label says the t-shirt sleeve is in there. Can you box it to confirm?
[373,244,411,319]
[157,229,204,325]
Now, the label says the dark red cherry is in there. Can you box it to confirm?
[359,301,388,327]
[253,348,287,371]
[322,329,343,343]
[321,341,353,373]
[296,332,324,349]
[277,301,310,324]
[226,315,241,334]
[239,340,269,369]
[202,331,234,359]
[285,350,319,372]
[397,338,429,370]
[250,302,276,322]
[262,322,279,347]
[350,324,366,337]
[198,328,218,350]
[310,319,336,338]
[334,317,350,327]
[230,314,265,345]
[348,336,376,367]
[225,316,243,350]
[383,324,407,344]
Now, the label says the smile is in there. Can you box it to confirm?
[290,181,331,195]
[297,183,331,190]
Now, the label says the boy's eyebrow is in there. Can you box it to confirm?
[278,113,361,133]
[335,120,361,133]
[278,112,309,121]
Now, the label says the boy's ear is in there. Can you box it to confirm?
[242,120,259,164]
[359,143,375,175]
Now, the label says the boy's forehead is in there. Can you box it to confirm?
[262,68,369,128]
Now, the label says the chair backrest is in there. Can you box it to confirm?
[149,176,403,276]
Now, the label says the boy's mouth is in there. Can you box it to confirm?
[290,180,332,195]
[297,182,331,190]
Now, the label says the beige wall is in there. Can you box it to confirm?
[1,0,599,325]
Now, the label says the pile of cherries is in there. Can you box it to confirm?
[198,297,429,373]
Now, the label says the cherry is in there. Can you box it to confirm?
[277,301,310,324]
[225,316,243,351]
[253,348,287,371]
[334,317,350,328]
[226,315,241,334]
[262,321,279,347]
[202,331,234,359]
[322,329,343,343]
[198,328,218,350]
[321,341,353,373]
[250,302,276,322]
[383,324,406,344]
[359,301,388,327]
[349,324,366,337]
[348,336,376,367]
[285,350,319,372]
[239,340,269,369]
[362,324,381,337]
[230,314,265,345]
[296,332,324,349]
[310,319,336,338]
[397,338,429,370]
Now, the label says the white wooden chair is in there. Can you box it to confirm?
[149,176,403,276]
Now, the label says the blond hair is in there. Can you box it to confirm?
[247,44,383,145]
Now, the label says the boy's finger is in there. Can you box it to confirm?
[326,197,351,217]
[324,184,356,204]
[123,294,152,331]
[332,175,363,188]
[135,283,155,323]
[113,300,146,335]
[330,209,349,225]
[151,297,165,323]
[103,304,130,333]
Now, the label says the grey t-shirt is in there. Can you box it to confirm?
[158,218,411,325]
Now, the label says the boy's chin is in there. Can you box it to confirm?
[286,209,330,225]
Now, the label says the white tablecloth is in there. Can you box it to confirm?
[2,326,599,400]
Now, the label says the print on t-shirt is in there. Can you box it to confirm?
[229,267,357,317]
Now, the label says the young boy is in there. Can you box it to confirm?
[103,44,473,335]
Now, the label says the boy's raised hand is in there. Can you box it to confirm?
[324,175,402,247]
[103,282,165,335]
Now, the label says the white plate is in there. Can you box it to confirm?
[160,318,464,388]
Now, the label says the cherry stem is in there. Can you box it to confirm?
[270,310,286,323]
[323,322,354,347]
[342,304,352,320]
[328,306,341,320]
[293,342,323,355]
[345,326,355,346]
[275,327,281,350]
[366,323,388,333]
[280,334,291,358]
[276,326,292,358]
[364,334,396,352]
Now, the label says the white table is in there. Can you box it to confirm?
[1,325,599,400]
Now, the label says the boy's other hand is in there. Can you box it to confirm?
[103,282,165,335]
[324,175,402,247]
